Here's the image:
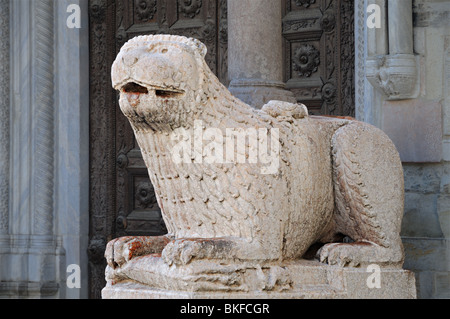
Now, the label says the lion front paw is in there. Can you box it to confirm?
[105,235,171,269]
[105,237,138,269]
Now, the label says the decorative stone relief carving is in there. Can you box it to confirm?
[135,182,157,208]
[34,0,55,236]
[103,35,413,298]
[179,0,202,18]
[295,0,316,8]
[321,82,336,103]
[88,0,113,299]
[355,0,367,121]
[292,44,320,77]
[135,0,157,22]
[89,0,106,23]
[365,0,418,100]
[283,0,355,117]
[0,0,9,235]
[366,54,418,100]
[2,0,65,298]
[320,9,335,32]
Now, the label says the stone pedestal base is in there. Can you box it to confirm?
[102,259,416,299]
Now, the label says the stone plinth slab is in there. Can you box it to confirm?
[102,259,416,299]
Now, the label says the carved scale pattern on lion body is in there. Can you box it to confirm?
[132,79,283,241]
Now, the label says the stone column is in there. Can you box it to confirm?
[3,0,64,298]
[0,0,9,240]
[33,0,55,237]
[388,0,413,55]
[227,0,296,108]
[367,0,388,57]
[55,0,90,299]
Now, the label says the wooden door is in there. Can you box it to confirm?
[283,0,355,116]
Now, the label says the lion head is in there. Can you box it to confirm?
[111,35,209,132]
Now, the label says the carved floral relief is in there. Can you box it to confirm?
[179,0,202,18]
[295,0,316,8]
[135,0,157,22]
[292,44,320,77]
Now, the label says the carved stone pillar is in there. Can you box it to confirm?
[1,0,89,298]
[3,0,64,298]
[55,0,90,299]
[388,0,413,55]
[33,0,55,237]
[0,0,9,240]
[227,0,296,108]
[367,0,388,57]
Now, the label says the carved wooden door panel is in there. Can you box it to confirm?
[282,0,354,116]
[88,0,228,299]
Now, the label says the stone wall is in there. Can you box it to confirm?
[402,163,450,298]
[398,0,450,299]
[356,0,450,298]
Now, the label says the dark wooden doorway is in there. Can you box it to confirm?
[88,0,354,298]
[283,0,355,116]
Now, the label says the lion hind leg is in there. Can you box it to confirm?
[324,122,405,267]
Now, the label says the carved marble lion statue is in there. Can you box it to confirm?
[107,35,405,276]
